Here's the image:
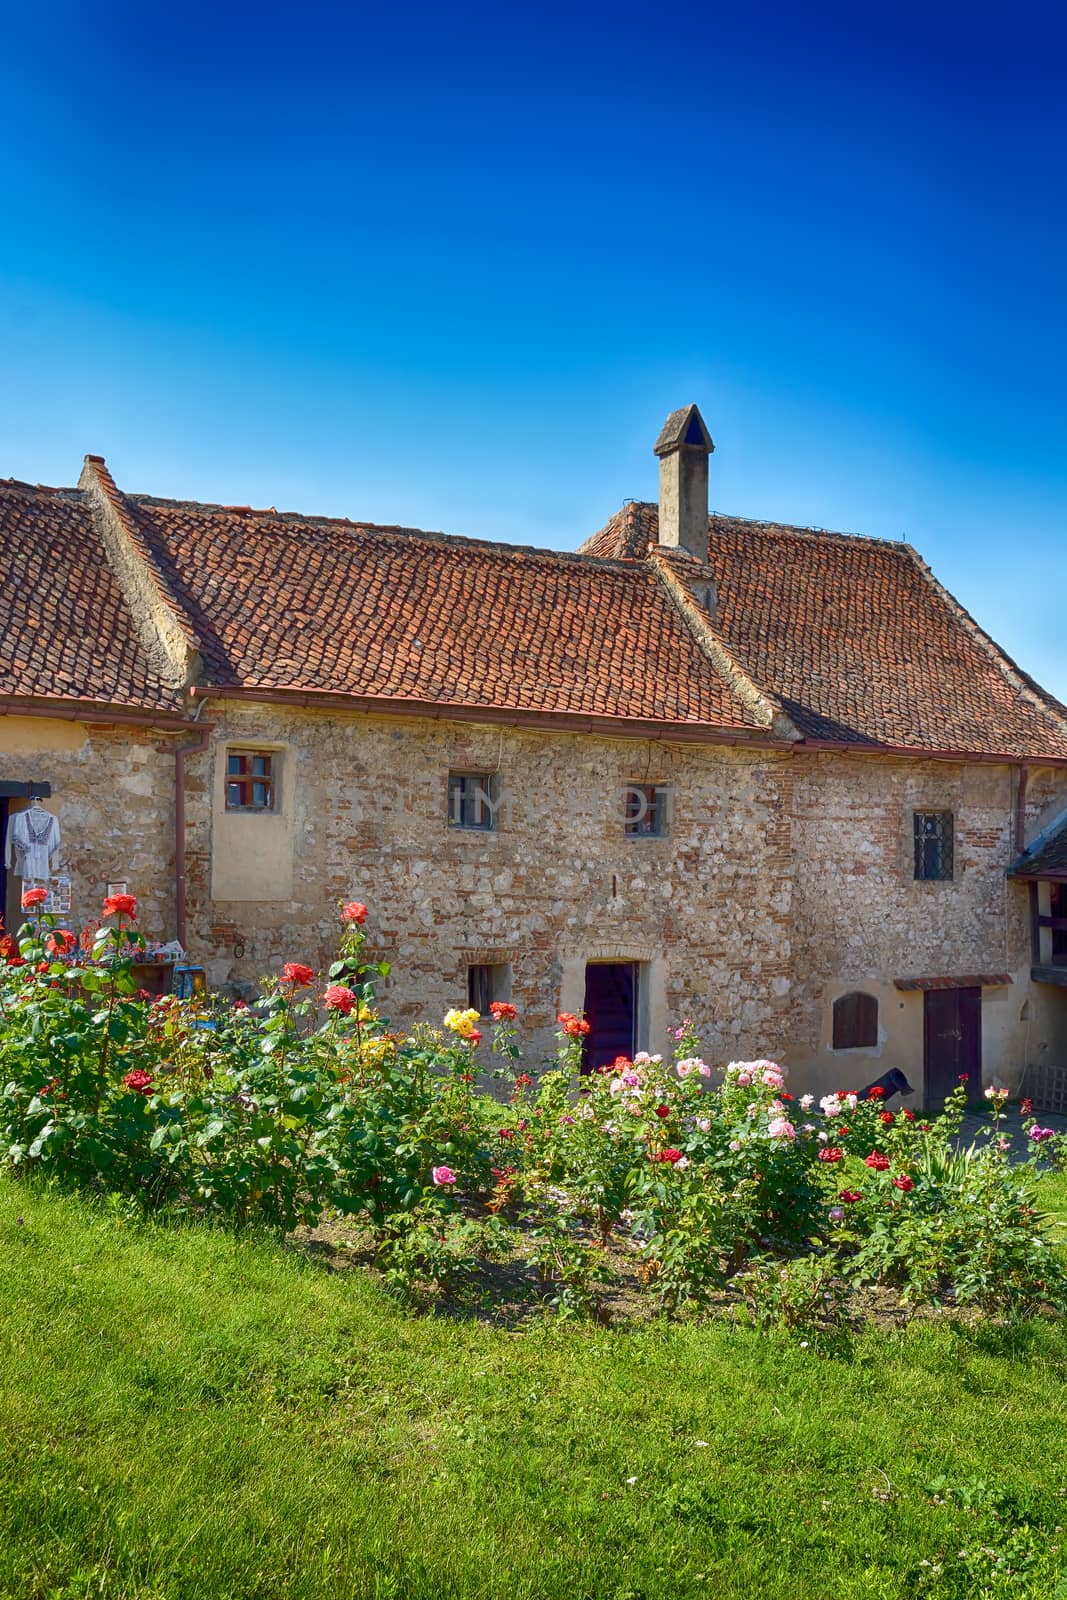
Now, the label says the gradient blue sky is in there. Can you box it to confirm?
[2,1,1065,698]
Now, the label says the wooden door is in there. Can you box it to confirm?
[923,987,982,1110]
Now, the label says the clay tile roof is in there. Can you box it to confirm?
[119,496,766,730]
[0,479,185,714]
[581,504,1067,760]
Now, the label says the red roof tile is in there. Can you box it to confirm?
[0,479,185,715]
[582,504,1067,760]
[120,496,765,730]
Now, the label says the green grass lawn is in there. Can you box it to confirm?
[3,1178,1067,1600]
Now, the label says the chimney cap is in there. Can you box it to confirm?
[653,403,714,458]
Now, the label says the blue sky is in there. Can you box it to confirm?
[2,1,1065,699]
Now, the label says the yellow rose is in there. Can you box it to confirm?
[444,1007,480,1038]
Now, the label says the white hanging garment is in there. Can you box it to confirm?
[5,807,61,881]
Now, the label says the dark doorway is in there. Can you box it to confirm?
[582,962,638,1075]
[923,987,982,1110]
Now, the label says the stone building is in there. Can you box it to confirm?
[1,406,1065,1105]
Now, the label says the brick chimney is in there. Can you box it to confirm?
[654,404,714,562]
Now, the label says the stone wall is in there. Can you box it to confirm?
[786,752,1067,1097]
[4,704,1065,1100]
[183,700,798,1068]
[0,715,178,936]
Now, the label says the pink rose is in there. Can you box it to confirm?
[431,1165,457,1186]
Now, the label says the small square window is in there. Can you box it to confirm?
[624,783,669,838]
[467,963,510,1016]
[226,750,275,812]
[914,810,954,881]
[448,771,497,831]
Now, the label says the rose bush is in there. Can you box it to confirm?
[0,899,1061,1321]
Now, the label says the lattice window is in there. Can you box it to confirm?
[226,750,275,812]
[832,991,879,1050]
[913,811,954,881]
[448,772,498,831]
[624,783,670,838]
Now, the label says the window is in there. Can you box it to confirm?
[226,750,275,811]
[833,992,878,1050]
[914,810,954,881]
[624,783,670,838]
[448,771,497,831]
[467,963,510,1016]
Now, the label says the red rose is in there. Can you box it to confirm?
[818,1146,844,1163]
[864,1151,890,1171]
[837,1126,850,1137]
[655,1104,670,1119]
[489,1001,517,1022]
[892,1174,914,1192]
[341,901,367,924]
[21,887,48,910]
[839,1189,862,1204]
[514,1073,533,1089]
[102,893,137,919]
[880,1111,895,1126]
[498,1128,514,1140]
[558,1012,591,1038]
[903,1109,915,1121]
[322,984,355,1014]
[466,1028,482,1046]
[1020,1098,1033,1115]
[957,1074,969,1083]
[282,962,314,986]
[122,1069,153,1095]
[653,1148,684,1165]
[780,1092,794,1101]
[868,1085,885,1099]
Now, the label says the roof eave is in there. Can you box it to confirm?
[199,685,794,747]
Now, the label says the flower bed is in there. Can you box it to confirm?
[1,894,1063,1328]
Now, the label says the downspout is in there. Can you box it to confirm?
[175,713,211,952]
[1015,762,1030,856]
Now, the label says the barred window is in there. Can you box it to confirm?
[448,771,498,831]
[624,783,670,838]
[914,811,954,881]
[226,750,275,811]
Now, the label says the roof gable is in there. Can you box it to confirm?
[0,479,186,715]
[581,504,1067,761]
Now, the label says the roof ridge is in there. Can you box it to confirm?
[899,544,1067,743]
[127,493,645,572]
[649,550,801,742]
[79,458,203,690]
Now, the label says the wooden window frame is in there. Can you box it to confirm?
[832,991,879,1051]
[624,783,670,839]
[225,749,276,813]
[448,771,498,832]
[467,962,511,1017]
[913,810,954,881]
